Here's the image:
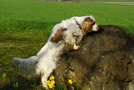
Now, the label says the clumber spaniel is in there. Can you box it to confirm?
[13,15,100,88]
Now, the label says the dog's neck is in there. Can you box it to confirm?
[74,18,86,35]
[74,18,82,30]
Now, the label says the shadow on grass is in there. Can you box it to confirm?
[0,75,42,90]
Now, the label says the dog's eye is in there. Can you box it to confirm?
[64,28,67,30]
[64,28,67,31]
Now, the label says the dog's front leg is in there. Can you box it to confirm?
[41,74,48,88]
[36,58,56,88]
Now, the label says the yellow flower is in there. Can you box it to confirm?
[50,80,55,85]
[46,80,50,86]
[2,73,6,78]
[68,79,73,85]
[46,75,56,89]
[50,75,54,80]
[48,84,55,89]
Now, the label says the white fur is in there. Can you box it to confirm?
[92,24,99,31]
[12,15,98,88]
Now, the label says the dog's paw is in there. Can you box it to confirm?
[42,83,48,89]
[64,42,74,49]
[73,45,80,50]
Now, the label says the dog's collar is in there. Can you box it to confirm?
[74,18,82,30]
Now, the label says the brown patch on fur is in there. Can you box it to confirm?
[82,17,95,35]
[50,27,67,43]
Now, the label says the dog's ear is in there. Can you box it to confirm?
[85,17,91,21]
[82,17,95,34]
[50,27,67,43]
[85,17,95,23]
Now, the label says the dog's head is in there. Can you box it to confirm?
[81,16,100,34]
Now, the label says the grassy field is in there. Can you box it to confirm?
[0,0,134,89]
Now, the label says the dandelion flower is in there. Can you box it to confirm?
[68,79,73,84]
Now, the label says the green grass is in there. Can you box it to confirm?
[0,0,134,89]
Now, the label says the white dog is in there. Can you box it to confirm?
[13,15,100,88]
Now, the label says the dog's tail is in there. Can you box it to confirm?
[12,56,38,76]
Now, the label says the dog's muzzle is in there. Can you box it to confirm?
[92,24,100,32]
